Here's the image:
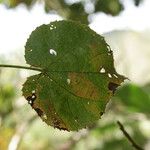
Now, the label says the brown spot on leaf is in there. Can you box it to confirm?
[26,93,37,106]
[34,108,43,116]
[108,82,119,94]
[100,112,104,116]
[68,73,100,100]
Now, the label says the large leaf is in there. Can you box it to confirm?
[22,20,125,131]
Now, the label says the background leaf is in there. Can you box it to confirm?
[115,83,150,114]
[95,0,124,16]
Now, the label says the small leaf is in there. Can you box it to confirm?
[95,0,124,16]
[22,20,125,131]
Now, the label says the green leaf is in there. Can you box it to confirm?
[134,0,143,6]
[22,20,125,131]
[95,0,124,16]
[115,83,150,114]
[68,2,89,24]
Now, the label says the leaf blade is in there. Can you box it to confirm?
[23,20,125,131]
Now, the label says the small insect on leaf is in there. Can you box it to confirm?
[22,20,125,131]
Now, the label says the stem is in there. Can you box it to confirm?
[117,121,144,150]
[0,64,43,72]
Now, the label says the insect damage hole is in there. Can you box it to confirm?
[32,95,35,99]
[28,100,33,105]
[26,93,37,106]
[49,49,57,56]
[113,74,118,78]
[100,67,106,73]
[108,73,112,78]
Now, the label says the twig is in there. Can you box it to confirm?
[8,116,37,150]
[0,64,42,72]
[117,121,144,150]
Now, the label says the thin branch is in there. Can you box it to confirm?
[0,64,42,72]
[117,121,144,150]
[8,116,37,150]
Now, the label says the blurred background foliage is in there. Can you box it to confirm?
[0,0,144,24]
[0,0,150,150]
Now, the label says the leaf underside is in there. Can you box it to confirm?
[22,20,125,131]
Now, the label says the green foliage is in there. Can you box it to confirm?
[22,20,125,131]
[115,83,150,114]
[0,84,15,117]
[0,1,149,149]
[134,0,143,6]
[0,0,144,24]
[67,2,88,25]
[95,0,123,16]
[0,0,34,8]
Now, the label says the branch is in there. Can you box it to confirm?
[117,121,144,150]
[8,116,37,150]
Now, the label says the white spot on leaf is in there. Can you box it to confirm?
[108,73,112,78]
[50,24,56,30]
[67,79,71,84]
[113,74,118,78]
[88,102,90,105]
[49,49,57,56]
[107,45,111,52]
[32,90,35,94]
[29,100,32,104]
[100,68,106,73]
[32,95,35,99]
[42,114,47,120]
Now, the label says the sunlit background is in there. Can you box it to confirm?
[0,0,150,150]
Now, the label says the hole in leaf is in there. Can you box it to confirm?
[49,49,57,56]
[113,74,118,78]
[32,95,35,99]
[100,67,105,73]
[108,73,112,78]
[26,93,37,106]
